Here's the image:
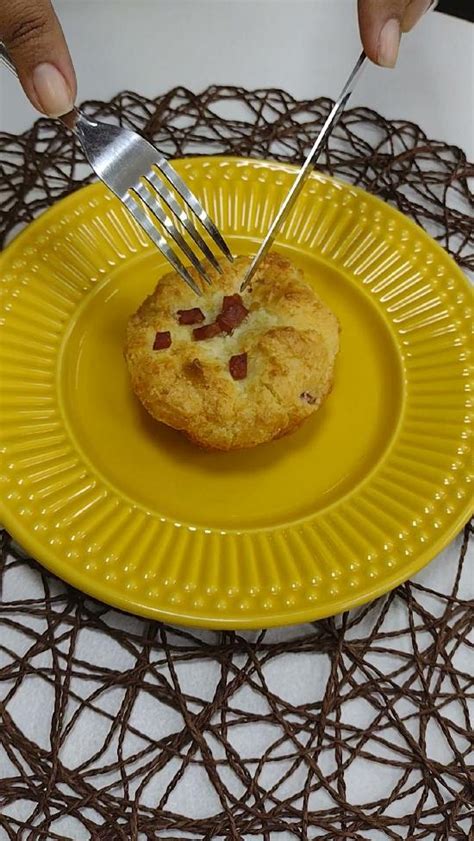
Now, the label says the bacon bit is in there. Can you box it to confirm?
[217,294,249,334]
[229,352,248,380]
[300,391,316,405]
[177,307,205,325]
[193,321,222,341]
[222,294,242,310]
[153,331,172,350]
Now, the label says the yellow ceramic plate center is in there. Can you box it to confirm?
[0,158,472,628]
[61,243,403,529]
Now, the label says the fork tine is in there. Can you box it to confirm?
[148,170,223,275]
[156,158,234,263]
[135,181,212,285]
[123,194,202,296]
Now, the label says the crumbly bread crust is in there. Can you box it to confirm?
[125,254,339,450]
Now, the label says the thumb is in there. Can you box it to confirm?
[358,0,435,68]
[0,0,76,116]
[358,0,408,67]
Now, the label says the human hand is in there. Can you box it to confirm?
[358,0,435,67]
[0,0,76,116]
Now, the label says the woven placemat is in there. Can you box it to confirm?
[0,87,473,840]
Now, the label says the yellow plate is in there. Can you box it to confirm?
[0,157,472,628]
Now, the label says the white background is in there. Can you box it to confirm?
[0,0,473,158]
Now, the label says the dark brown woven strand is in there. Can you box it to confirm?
[0,88,473,840]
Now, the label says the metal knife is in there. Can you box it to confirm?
[241,51,367,290]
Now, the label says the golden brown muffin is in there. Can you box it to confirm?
[125,254,339,450]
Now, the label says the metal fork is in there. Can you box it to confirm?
[0,45,232,295]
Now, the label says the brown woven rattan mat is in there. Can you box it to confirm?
[0,87,473,840]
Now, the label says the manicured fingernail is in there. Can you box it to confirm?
[402,0,432,32]
[32,63,73,116]
[378,18,401,68]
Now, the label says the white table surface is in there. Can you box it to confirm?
[0,0,473,159]
[0,3,472,838]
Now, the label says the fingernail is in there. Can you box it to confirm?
[402,0,432,32]
[32,63,74,116]
[378,18,401,68]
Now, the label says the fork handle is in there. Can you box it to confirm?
[0,42,80,132]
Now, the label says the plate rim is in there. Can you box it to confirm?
[1,499,472,629]
[0,156,472,629]
[2,155,473,284]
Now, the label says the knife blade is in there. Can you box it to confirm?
[241,51,367,290]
